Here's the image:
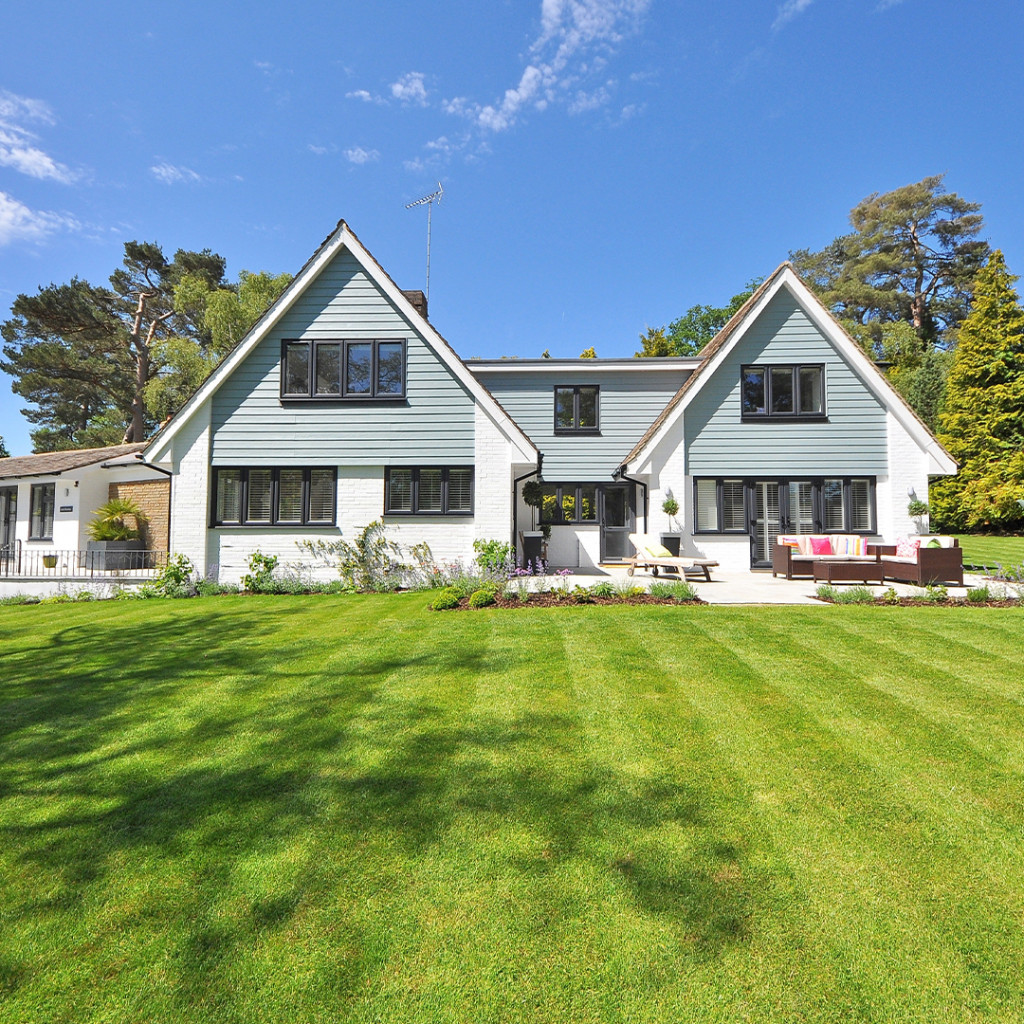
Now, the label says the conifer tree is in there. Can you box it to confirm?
[931,251,1024,529]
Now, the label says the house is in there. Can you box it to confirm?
[141,220,955,581]
[0,444,170,574]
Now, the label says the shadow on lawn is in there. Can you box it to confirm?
[0,606,756,1005]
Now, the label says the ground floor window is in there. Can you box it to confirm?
[384,467,474,516]
[212,467,336,526]
[538,483,598,524]
[29,483,55,540]
[694,477,876,536]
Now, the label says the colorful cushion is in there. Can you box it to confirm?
[810,536,832,556]
[776,535,801,550]
[896,536,921,558]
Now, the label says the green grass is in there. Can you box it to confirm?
[954,534,1024,571]
[2,595,1023,1023]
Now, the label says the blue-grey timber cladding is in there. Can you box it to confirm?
[685,289,888,476]
[210,249,475,465]
[473,367,685,480]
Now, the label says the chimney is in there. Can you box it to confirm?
[402,290,428,321]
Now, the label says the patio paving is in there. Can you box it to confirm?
[541,566,997,605]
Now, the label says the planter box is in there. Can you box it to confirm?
[660,533,682,556]
[86,540,147,571]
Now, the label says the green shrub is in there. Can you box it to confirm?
[468,586,497,609]
[649,580,699,602]
[571,585,595,603]
[300,521,403,591]
[966,585,991,603]
[142,553,198,598]
[815,584,839,603]
[87,497,148,541]
[834,586,876,605]
[591,581,616,599]
[923,584,949,603]
[472,539,512,574]
[0,593,39,605]
[429,587,462,611]
[242,550,279,593]
[882,587,902,605]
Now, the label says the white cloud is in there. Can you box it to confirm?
[346,89,375,102]
[390,72,428,106]
[0,90,77,183]
[150,162,202,184]
[307,143,337,156]
[0,190,78,246]
[345,146,380,165]
[444,0,649,133]
[876,0,907,8]
[772,0,815,29]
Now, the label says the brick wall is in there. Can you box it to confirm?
[107,479,171,550]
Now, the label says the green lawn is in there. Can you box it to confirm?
[955,534,1024,571]
[2,596,1023,1023]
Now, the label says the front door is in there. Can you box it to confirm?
[600,485,634,562]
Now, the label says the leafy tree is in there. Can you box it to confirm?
[0,436,9,458]
[579,347,597,359]
[878,320,951,432]
[1,246,289,451]
[145,270,291,423]
[930,251,1024,530]
[636,283,759,358]
[790,175,989,350]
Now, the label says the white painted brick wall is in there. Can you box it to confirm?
[883,409,931,540]
[473,405,515,547]
[167,400,212,576]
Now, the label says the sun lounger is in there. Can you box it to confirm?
[626,533,718,581]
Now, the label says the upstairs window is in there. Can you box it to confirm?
[741,365,825,419]
[554,386,599,433]
[282,340,406,400]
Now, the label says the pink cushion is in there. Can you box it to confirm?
[896,536,921,559]
[810,536,832,555]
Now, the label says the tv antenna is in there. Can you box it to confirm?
[405,182,444,303]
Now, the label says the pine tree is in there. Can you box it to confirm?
[931,251,1024,529]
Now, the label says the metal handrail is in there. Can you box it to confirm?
[0,545,168,578]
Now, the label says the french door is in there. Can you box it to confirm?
[750,479,814,567]
[0,487,16,567]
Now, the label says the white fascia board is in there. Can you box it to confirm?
[144,224,351,464]
[470,359,702,373]
[145,222,538,468]
[339,228,539,465]
[624,273,791,475]
[625,268,957,477]
[783,271,957,476]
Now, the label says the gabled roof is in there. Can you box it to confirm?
[619,263,957,477]
[0,443,148,480]
[145,220,538,465]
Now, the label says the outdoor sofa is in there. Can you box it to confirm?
[873,536,963,586]
[772,534,880,580]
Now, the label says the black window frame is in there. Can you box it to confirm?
[29,482,55,541]
[740,364,826,421]
[383,467,475,517]
[553,385,600,434]
[280,339,407,401]
[536,482,600,525]
[693,477,876,536]
[210,467,337,527]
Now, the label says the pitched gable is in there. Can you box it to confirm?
[146,221,536,466]
[620,265,956,476]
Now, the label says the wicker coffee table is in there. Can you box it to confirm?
[812,559,884,584]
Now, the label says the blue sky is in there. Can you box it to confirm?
[2,0,1022,455]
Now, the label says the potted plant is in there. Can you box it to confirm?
[661,493,682,555]
[521,478,545,565]
[86,497,149,570]
[907,498,930,535]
